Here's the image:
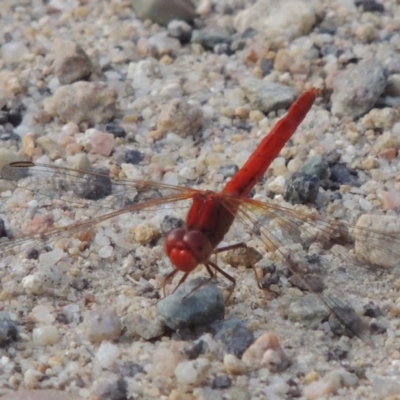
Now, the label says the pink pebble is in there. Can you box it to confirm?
[89,129,115,156]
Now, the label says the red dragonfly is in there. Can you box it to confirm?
[0,88,398,345]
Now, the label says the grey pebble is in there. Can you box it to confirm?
[156,277,225,330]
[240,80,298,114]
[331,58,388,118]
[301,155,330,179]
[124,313,164,340]
[329,163,361,186]
[283,172,320,205]
[191,28,232,51]
[0,312,18,346]
[286,294,330,325]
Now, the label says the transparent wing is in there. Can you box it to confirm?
[0,162,198,254]
[220,195,400,345]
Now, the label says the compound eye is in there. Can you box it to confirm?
[184,231,213,264]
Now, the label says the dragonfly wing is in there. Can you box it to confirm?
[0,162,198,254]
[226,196,400,345]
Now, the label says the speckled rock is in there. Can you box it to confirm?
[234,0,316,39]
[331,58,388,118]
[131,0,196,26]
[240,80,298,114]
[52,39,92,84]
[283,172,320,205]
[155,98,203,138]
[43,81,118,125]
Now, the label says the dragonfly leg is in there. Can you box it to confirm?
[182,265,216,299]
[171,271,190,294]
[208,260,236,302]
[162,269,179,297]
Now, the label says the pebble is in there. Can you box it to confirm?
[160,215,184,235]
[134,223,161,245]
[131,0,196,26]
[125,149,144,164]
[32,325,59,346]
[0,148,23,173]
[191,28,232,51]
[155,98,203,139]
[174,358,210,386]
[1,41,29,64]
[0,312,18,346]
[241,332,290,372]
[268,175,286,194]
[223,354,248,375]
[286,293,330,324]
[124,313,164,340]
[331,58,388,118]
[329,163,360,186]
[31,305,56,324]
[283,172,320,204]
[43,81,118,125]
[95,341,120,368]
[52,39,92,84]
[74,167,112,200]
[301,155,330,179]
[167,19,192,43]
[148,32,181,56]
[240,80,298,114]
[92,377,128,400]
[366,370,400,398]
[88,129,116,156]
[361,107,400,129]
[84,305,122,342]
[211,374,232,389]
[105,122,126,138]
[234,0,316,40]
[0,390,81,400]
[213,319,255,358]
[354,214,400,268]
[152,344,187,378]
[156,277,225,330]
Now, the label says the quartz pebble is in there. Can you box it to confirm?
[174,358,210,386]
[32,325,59,346]
[44,81,118,125]
[124,313,164,340]
[95,341,120,368]
[88,129,115,156]
[84,305,122,342]
[155,98,203,139]
[52,39,92,84]
[242,332,290,372]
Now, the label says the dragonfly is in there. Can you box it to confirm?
[0,88,398,346]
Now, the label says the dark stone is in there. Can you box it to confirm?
[74,168,112,200]
[356,0,384,12]
[191,28,232,51]
[106,123,126,138]
[160,215,184,235]
[283,172,320,204]
[0,218,6,238]
[125,149,144,165]
[97,378,128,400]
[211,375,232,389]
[70,278,90,291]
[218,164,239,179]
[0,312,18,346]
[117,361,145,378]
[26,248,39,260]
[7,109,23,127]
[363,302,382,318]
[301,155,330,179]
[329,163,360,186]
[185,339,209,360]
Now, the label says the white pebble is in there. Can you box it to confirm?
[22,274,45,295]
[96,341,120,368]
[84,306,122,342]
[38,249,64,267]
[98,245,114,258]
[2,42,29,63]
[32,325,59,346]
[268,176,286,194]
[174,358,210,386]
[31,305,55,324]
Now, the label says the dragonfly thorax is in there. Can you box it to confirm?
[164,228,213,272]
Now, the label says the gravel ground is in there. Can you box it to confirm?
[1,0,400,399]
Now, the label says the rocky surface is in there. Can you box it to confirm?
[0,0,400,399]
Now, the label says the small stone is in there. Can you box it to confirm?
[32,325,59,346]
[37,136,63,160]
[360,0,385,12]
[125,149,144,164]
[0,218,5,238]
[354,215,400,268]
[44,81,118,125]
[234,0,316,40]
[377,189,400,210]
[240,79,298,114]
[95,341,120,368]
[152,344,187,378]
[155,98,203,139]
[1,41,29,63]
[331,58,388,118]
[222,245,262,268]
[31,305,56,324]
[286,293,330,324]
[124,313,164,340]
[0,312,18,346]
[329,163,360,186]
[191,28,232,51]
[84,305,122,342]
[88,129,116,156]
[148,32,181,56]
[223,354,247,375]
[167,19,192,43]
[361,108,400,130]
[92,377,128,400]
[211,375,232,389]
[268,175,286,194]
[52,39,92,84]
[156,277,225,330]
[174,358,210,386]
[74,167,112,200]
[132,0,196,25]
[105,123,126,138]
[134,223,161,245]
[301,156,330,179]
[160,215,184,235]
[242,332,290,372]
[283,172,320,204]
